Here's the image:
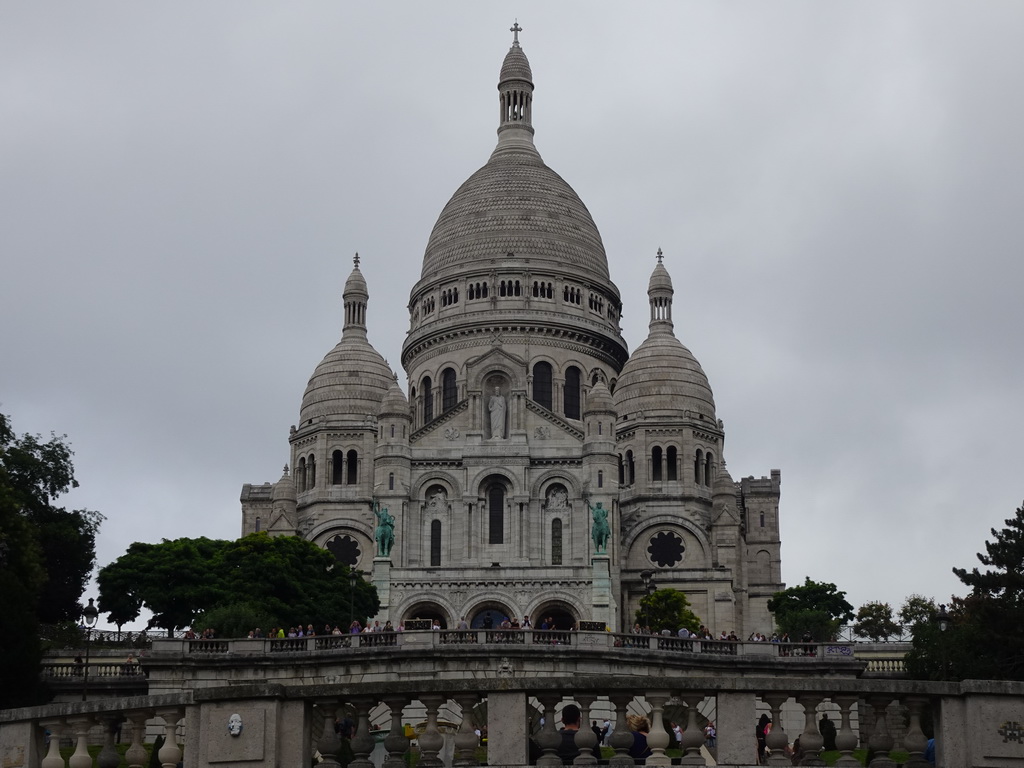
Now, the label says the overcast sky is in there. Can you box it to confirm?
[3,2,1022,630]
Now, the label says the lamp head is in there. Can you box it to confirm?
[82,597,99,628]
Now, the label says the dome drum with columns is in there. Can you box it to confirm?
[240,26,783,634]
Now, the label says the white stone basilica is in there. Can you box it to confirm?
[241,29,782,635]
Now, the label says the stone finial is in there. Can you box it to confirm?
[510,20,522,45]
[353,252,360,268]
[283,464,290,476]
[656,247,664,263]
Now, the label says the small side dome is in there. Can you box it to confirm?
[613,334,716,422]
[584,380,615,415]
[648,260,673,293]
[713,458,736,502]
[272,465,296,502]
[500,44,533,84]
[379,379,411,420]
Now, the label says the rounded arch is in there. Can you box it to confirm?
[529,596,588,630]
[411,470,463,501]
[530,469,583,500]
[313,524,374,572]
[398,598,454,629]
[622,516,711,569]
[467,466,520,498]
[469,360,522,393]
[464,595,520,628]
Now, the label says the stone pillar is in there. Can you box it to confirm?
[125,712,151,768]
[97,714,122,768]
[832,696,860,767]
[645,690,672,766]
[715,691,753,767]
[67,717,92,768]
[902,697,931,768]
[866,698,895,768]
[418,695,446,768]
[453,694,480,767]
[486,691,528,767]
[40,719,65,768]
[156,708,184,768]
[535,694,562,768]
[315,701,343,768]
[383,696,411,768]
[762,695,790,766]
[573,695,598,766]
[677,693,704,766]
[796,696,825,766]
[372,557,392,624]
[591,554,612,629]
[607,694,636,768]
[350,698,377,768]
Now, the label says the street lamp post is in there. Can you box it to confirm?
[348,570,359,627]
[639,570,655,631]
[81,597,99,702]
[934,603,951,680]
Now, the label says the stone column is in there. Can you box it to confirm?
[645,691,672,766]
[67,717,92,768]
[315,701,342,768]
[383,696,411,768]
[762,694,790,766]
[350,697,377,768]
[452,695,479,767]
[40,719,65,768]
[573,695,598,766]
[156,708,184,768]
[796,696,825,766]
[96,714,122,768]
[535,695,562,768]
[590,554,612,629]
[715,691,753,767]
[486,691,528,767]
[866,698,895,768]
[418,695,446,768]
[832,696,860,767]
[607,694,635,768]
[902,696,931,768]
[372,557,392,624]
[677,693,705,766]
[125,711,151,768]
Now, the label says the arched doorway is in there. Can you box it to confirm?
[470,603,515,629]
[402,601,450,629]
[531,602,578,631]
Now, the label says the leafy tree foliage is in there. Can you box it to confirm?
[898,594,936,629]
[0,412,103,708]
[635,588,702,634]
[852,601,901,641]
[98,533,379,636]
[767,577,854,641]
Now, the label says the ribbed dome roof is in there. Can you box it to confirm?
[419,151,611,282]
[378,379,411,419]
[500,44,533,83]
[584,380,614,414]
[613,333,716,421]
[272,466,295,502]
[299,336,393,424]
[648,260,673,292]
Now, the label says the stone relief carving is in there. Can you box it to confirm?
[546,485,568,510]
[534,425,550,439]
[498,657,514,678]
[426,488,448,513]
[444,427,460,441]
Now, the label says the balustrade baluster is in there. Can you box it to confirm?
[676,693,705,765]
[156,708,183,768]
[417,695,446,768]
[572,694,598,766]
[383,696,412,768]
[866,697,896,768]
[67,717,92,768]
[832,696,860,767]
[761,694,790,766]
[535,694,562,768]
[902,696,931,767]
[452,694,480,767]
[349,697,377,768]
[96,714,121,768]
[124,712,150,768]
[40,719,65,768]
[607,694,635,768]
[795,696,825,766]
[315,701,343,768]
[645,690,672,766]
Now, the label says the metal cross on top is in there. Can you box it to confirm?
[656,247,664,263]
[353,252,360,268]
[510,20,522,45]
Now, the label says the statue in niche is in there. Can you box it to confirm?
[488,385,506,439]
[372,500,395,558]
[426,488,448,513]
[546,485,568,510]
[587,500,611,554]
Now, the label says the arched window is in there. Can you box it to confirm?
[759,510,765,528]
[695,449,704,485]
[297,457,306,492]
[255,517,261,532]
[598,470,604,489]
[564,366,581,419]
[422,376,433,423]
[346,450,358,485]
[488,485,504,545]
[627,450,635,486]
[618,455,624,485]
[430,520,442,567]
[667,446,678,481]
[390,424,395,438]
[442,368,457,412]
[332,450,344,485]
[533,361,553,409]
[705,452,714,486]
[388,472,395,491]
[307,455,316,488]
[551,519,563,565]
[652,446,663,481]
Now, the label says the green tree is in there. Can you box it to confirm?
[0,412,102,708]
[98,533,379,636]
[898,594,936,629]
[635,588,701,634]
[767,577,854,641]
[852,601,901,642]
